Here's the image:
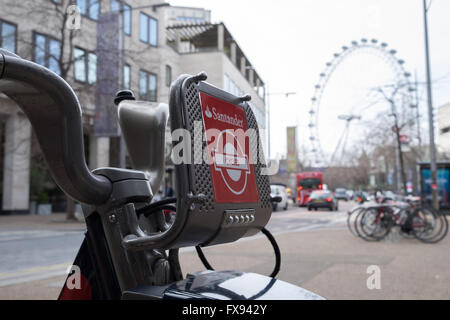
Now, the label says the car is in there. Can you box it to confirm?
[354,191,368,204]
[335,188,349,201]
[346,190,355,200]
[377,190,401,203]
[306,190,339,211]
[270,184,289,211]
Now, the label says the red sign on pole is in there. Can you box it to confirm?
[400,134,409,144]
[200,92,258,203]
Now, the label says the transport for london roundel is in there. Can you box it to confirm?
[199,92,258,203]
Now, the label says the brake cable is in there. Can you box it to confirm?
[136,198,177,217]
[136,198,281,278]
[196,227,281,278]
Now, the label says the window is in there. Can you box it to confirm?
[140,13,158,46]
[139,70,157,102]
[74,47,97,84]
[223,74,243,96]
[111,0,132,35]
[123,64,131,90]
[0,20,17,53]
[249,103,266,129]
[441,127,450,135]
[33,32,61,75]
[165,65,172,87]
[76,0,100,20]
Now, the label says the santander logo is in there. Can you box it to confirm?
[205,105,213,118]
[204,105,244,128]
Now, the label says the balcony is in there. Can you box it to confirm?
[166,22,265,100]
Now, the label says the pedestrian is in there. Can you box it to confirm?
[165,182,174,198]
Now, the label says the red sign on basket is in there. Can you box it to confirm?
[199,92,258,203]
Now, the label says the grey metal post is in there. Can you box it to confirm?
[423,0,439,209]
[414,72,422,161]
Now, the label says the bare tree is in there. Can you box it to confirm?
[373,81,416,194]
[6,0,98,219]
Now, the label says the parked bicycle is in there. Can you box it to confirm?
[347,197,448,243]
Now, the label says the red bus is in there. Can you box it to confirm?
[297,172,324,206]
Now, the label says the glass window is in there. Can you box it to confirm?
[33,33,62,75]
[139,70,158,102]
[34,34,47,66]
[139,70,148,97]
[110,0,120,12]
[149,73,157,102]
[111,1,131,35]
[89,0,100,20]
[74,48,97,84]
[299,178,322,189]
[149,18,158,46]
[48,39,61,75]
[0,21,17,53]
[123,65,131,90]
[165,65,172,87]
[140,13,149,43]
[77,0,99,20]
[140,13,158,46]
[123,4,131,35]
[88,52,97,84]
[74,48,86,82]
[76,0,87,15]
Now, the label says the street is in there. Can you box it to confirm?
[1,200,450,299]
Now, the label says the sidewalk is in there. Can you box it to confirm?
[0,213,85,232]
[1,224,449,299]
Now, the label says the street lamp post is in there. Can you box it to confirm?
[423,0,439,209]
[410,73,422,162]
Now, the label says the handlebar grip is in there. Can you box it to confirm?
[0,49,112,205]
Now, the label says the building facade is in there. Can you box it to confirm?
[0,0,266,214]
[438,102,450,158]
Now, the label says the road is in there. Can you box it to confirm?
[266,200,354,235]
[1,200,450,299]
[0,201,354,291]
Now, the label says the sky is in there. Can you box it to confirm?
[169,0,450,162]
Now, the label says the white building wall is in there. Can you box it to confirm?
[178,51,225,89]
[221,54,266,120]
[438,103,450,156]
[2,112,31,213]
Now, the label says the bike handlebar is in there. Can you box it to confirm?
[0,49,112,205]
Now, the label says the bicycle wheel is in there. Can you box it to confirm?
[347,206,365,237]
[412,207,448,244]
[358,207,393,241]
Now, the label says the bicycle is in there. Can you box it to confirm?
[348,198,448,243]
[0,48,323,300]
